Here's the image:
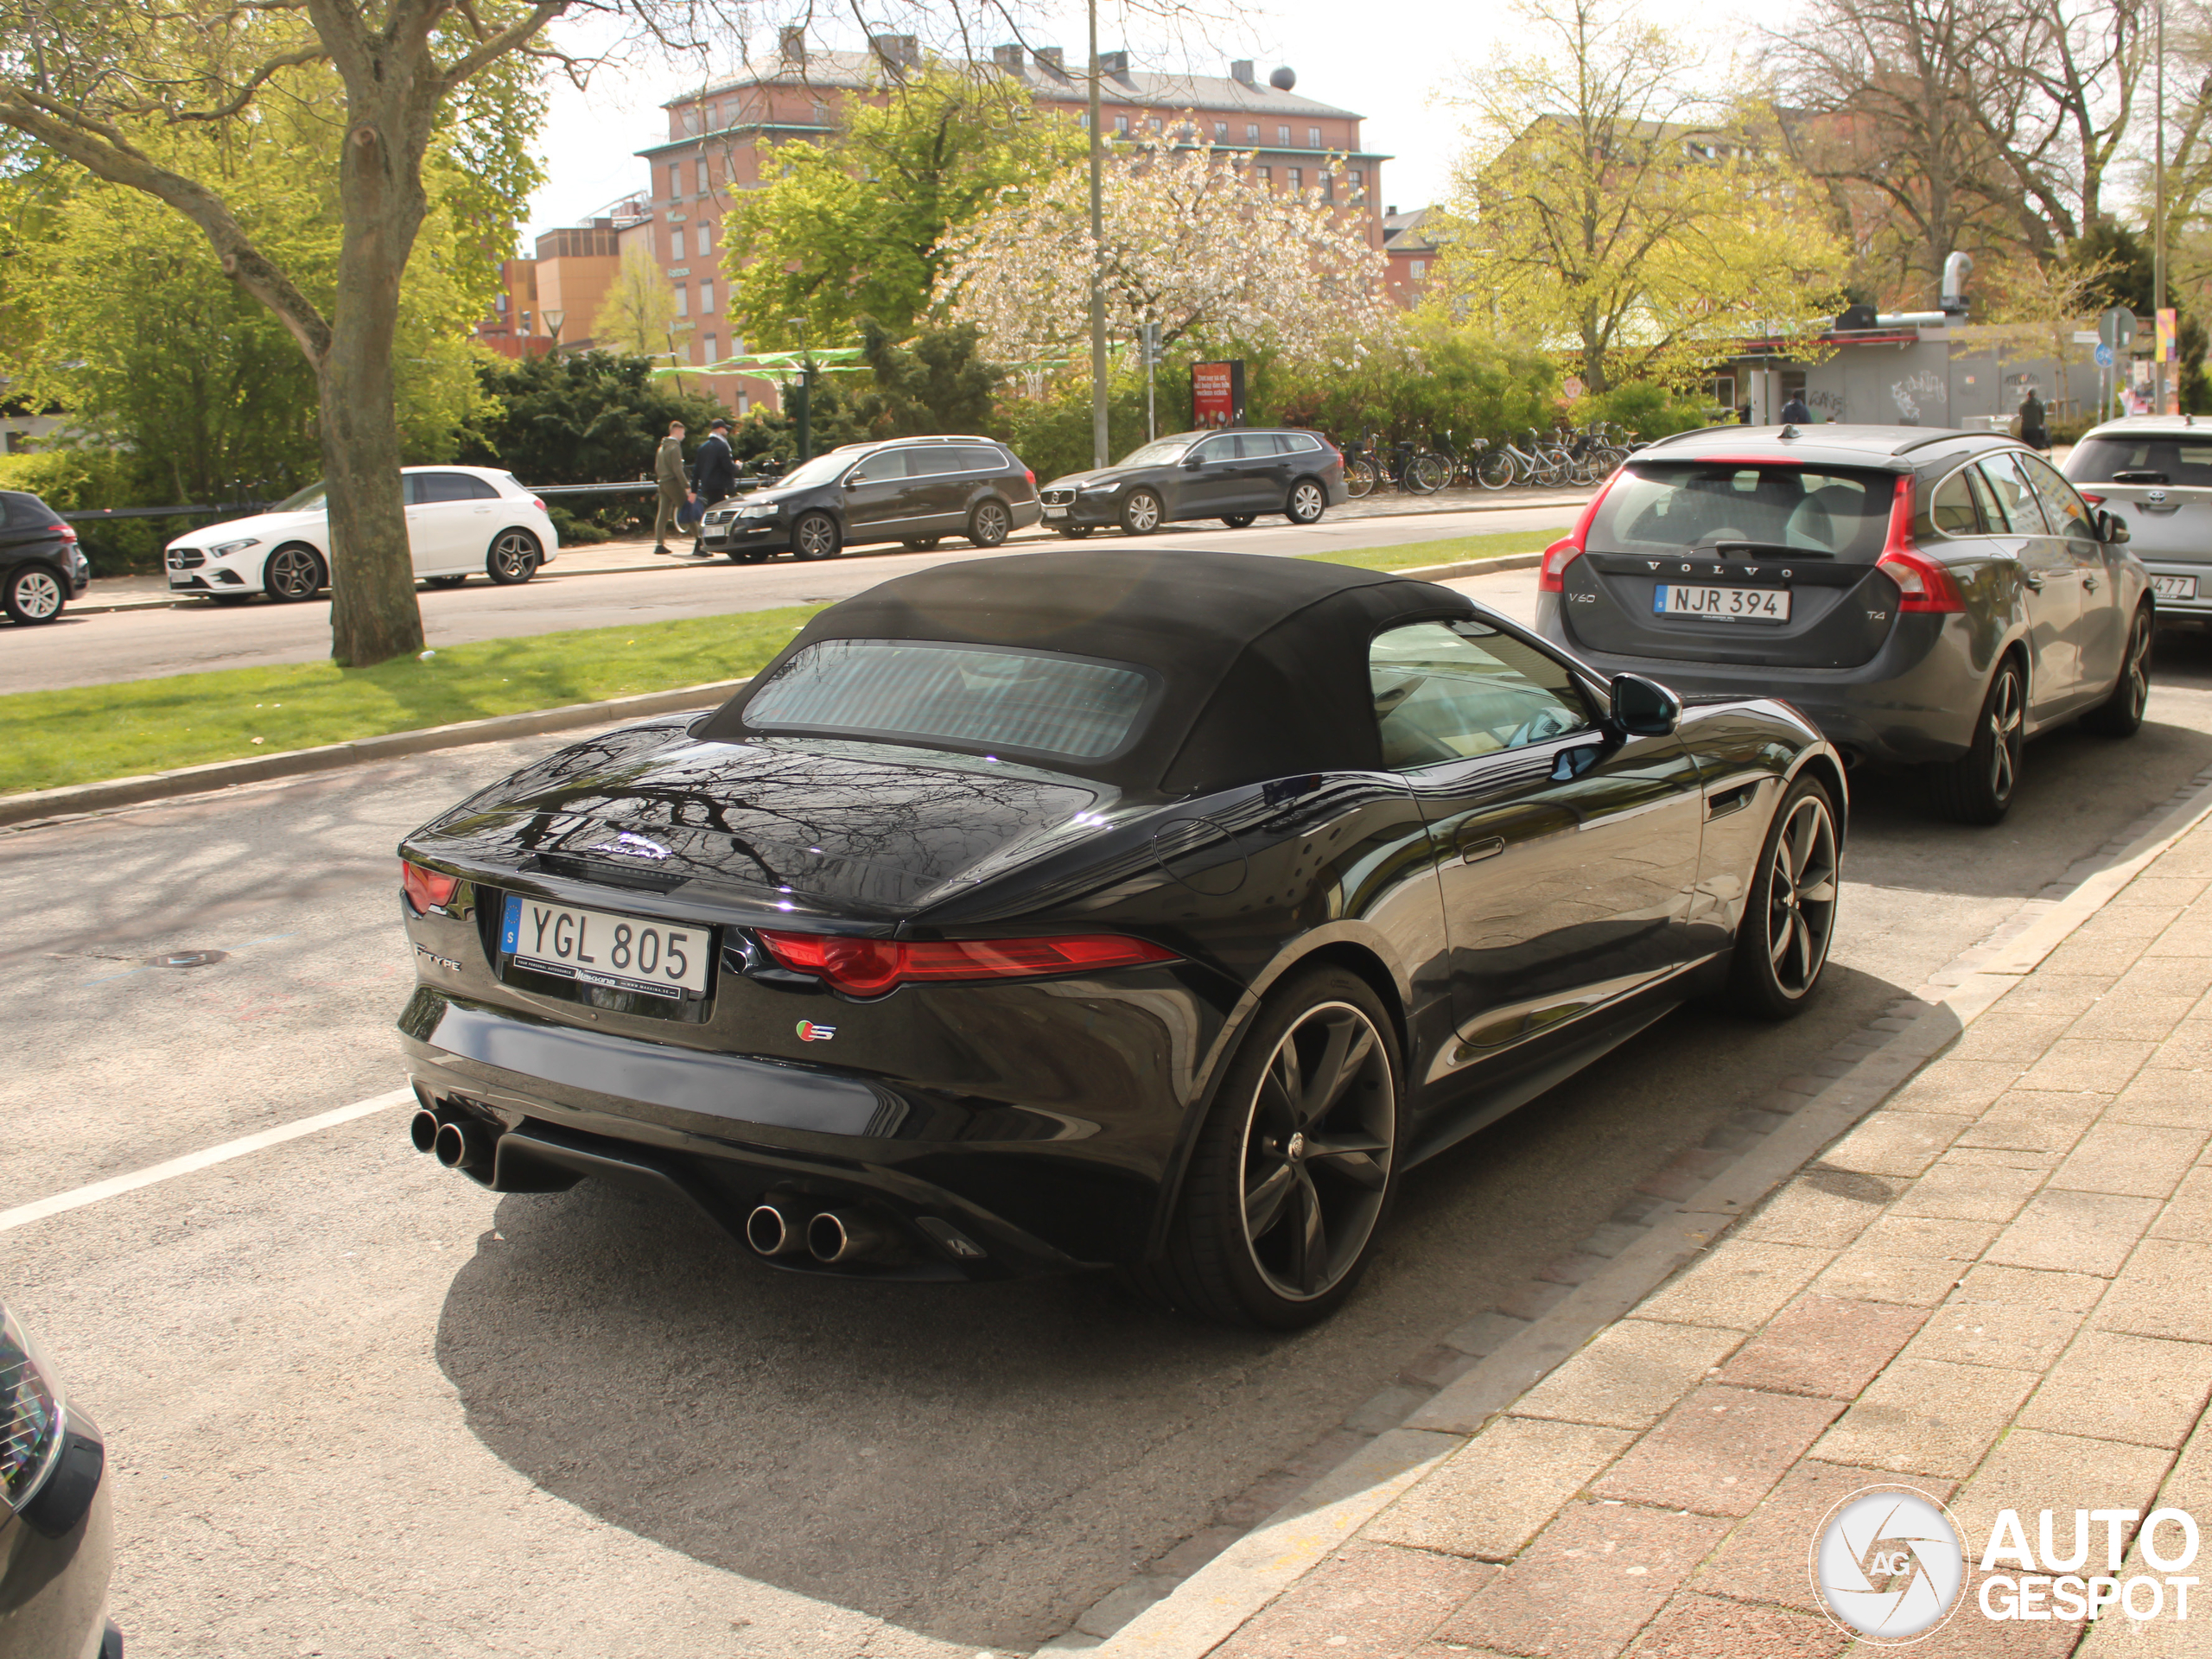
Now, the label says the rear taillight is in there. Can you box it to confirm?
[402,860,461,912]
[1023,469,1036,488]
[54,524,77,544]
[531,495,547,513]
[755,930,1178,997]
[2080,492,2106,506]
[1535,466,1624,593]
[1876,475,1965,613]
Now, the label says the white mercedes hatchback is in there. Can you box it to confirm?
[163,466,559,603]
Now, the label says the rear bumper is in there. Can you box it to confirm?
[398,988,1175,1280]
[2141,559,2212,618]
[1538,598,1986,766]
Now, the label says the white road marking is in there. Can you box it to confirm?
[0,1087,415,1234]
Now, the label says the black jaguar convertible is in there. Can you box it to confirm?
[395,550,1845,1326]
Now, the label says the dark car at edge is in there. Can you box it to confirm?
[698,435,1041,563]
[1533,424,2152,823]
[394,550,1844,1328]
[1,493,91,626]
[1038,428,1348,536]
[2,1305,120,1659]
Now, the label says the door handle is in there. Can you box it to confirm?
[2022,572,2044,591]
[1461,835,1505,864]
[2083,574,2099,592]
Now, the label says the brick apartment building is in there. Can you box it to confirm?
[493,32,1397,415]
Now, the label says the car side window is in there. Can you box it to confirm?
[411,472,494,504]
[1975,456,2048,533]
[2017,452,2101,549]
[1928,467,1983,537]
[1192,435,1235,464]
[851,451,911,482]
[1235,433,1286,459]
[1370,621,1595,771]
[958,445,1005,473]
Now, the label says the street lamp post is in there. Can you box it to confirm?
[540,308,565,359]
[785,316,815,464]
[1088,0,1109,470]
[2156,0,2171,415]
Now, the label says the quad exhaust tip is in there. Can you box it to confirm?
[409,1109,442,1154]
[807,1207,894,1265]
[745,1200,810,1257]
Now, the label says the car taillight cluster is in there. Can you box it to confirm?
[401,860,460,912]
[1535,467,1626,593]
[1023,469,1036,488]
[54,524,78,544]
[755,929,1177,997]
[531,496,547,513]
[1875,474,1967,613]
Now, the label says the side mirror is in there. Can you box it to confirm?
[844,474,867,487]
[1610,673,1682,738]
[1182,453,1207,468]
[2096,507,2131,544]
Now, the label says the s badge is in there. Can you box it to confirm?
[797,1020,837,1042]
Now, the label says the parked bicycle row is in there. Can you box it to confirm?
[1336,423,1649,496]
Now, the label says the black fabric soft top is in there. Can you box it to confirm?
[696,549,1476,794]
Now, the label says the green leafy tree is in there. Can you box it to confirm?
[458,349,724,484]
[851,318,1000,437]
[593,242,689,365]
[4,75,501,505]
[726,66,1084,347]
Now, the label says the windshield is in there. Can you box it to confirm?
[1586,462,1896,561]
[774,452,855,491]
[272,480,327,512]
[744,639,1156,762]
[1117,438,1196,468]
[2065,435,2212,487]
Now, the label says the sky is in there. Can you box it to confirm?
[517,0,1751,249]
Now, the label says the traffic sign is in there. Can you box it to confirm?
[2100,306,2139,350]
[2096,342,2115,368]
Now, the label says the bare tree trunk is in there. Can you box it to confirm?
[317,293,418,667]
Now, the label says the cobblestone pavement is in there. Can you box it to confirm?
[1095,787,2212,1659]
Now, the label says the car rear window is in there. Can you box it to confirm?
[2065,435,2212,487]
[1587,462,1897,561]
[0,492,60,528]
[743,639,1157,762]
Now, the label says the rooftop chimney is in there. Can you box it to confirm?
[1033,46,1066,76]
[779,26,806,66]
[993,43,1025,73]
[1095,49,1130,79]
[1230,59,1255,84]
[871,32,921,68]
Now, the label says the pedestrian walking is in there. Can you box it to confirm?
[2018,387,2050,452]
[687,418,740,558]
[653,421,693,556]
[1779,389,1812,425]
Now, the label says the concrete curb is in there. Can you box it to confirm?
[0,677,749,830]
[1081,765,2212,1659]
[2,554,1535,831]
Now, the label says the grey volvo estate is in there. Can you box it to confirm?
[2064,416,2212,627]
[1534,425,2152,823]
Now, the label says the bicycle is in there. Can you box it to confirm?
[1473,430,1567,490]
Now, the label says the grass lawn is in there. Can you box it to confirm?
[3,524,1572,797]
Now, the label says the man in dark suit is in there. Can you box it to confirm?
[686,418,741,558]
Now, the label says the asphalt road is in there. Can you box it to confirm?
[4,505,1576,696]
[8,568,2212,1656]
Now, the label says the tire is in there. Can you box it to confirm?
[1221,513,1256,529]
[206,594,252,607]
[1343,457,1378,499]
[725,547,771,564]
[425,575,467,589]
[1121,489,1163,536]
[791,511,842,561]
[1131,968,1403,1328]
[902,536,942,551]
[2080,603,2153,737]
[967,499,1011,548]
[1286,479,1327,524]
[1055,525,1095,539]
[1929,655,2027,824]
[1475,451,1515,490]
[263,543,325,602]
[486,529,541,584]
[3,563,66,625]
[1408,453,1450,494]
[1726,775,1841,1020]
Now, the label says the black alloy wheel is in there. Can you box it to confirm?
[1056,524,1095,539]
[263,543,326,602]
[425,575,467,589]
[726,546,771,563]
[1931,657,2026,824]
[1728,775,1840,1019]
[486,529,541,585]
[3,563,65,625]
[1286,480,1327,525]
[792,511,842,561]
[1222,513,1256,529]
[1135,968,1402,1328]
[968,499,1012,547]
[1121,489,1164,536]
[2082,605,2154,737]
[902,537,943,550]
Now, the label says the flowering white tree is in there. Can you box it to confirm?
[944,139,1393,362]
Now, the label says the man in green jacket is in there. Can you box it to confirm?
[653,422,692,555]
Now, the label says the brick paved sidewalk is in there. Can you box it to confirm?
[1161,810,2212,1659]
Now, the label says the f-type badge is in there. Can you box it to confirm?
[590,831,671,861]
[797,1020,837,1042]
